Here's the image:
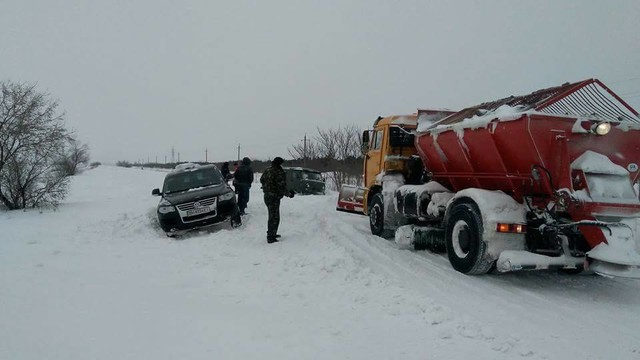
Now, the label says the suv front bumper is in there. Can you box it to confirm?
[158,199,239,233]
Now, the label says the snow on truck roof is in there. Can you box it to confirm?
[374,115,418,127]
[419,79,640,133]
[375,110,455,128]
[389,115,418,126]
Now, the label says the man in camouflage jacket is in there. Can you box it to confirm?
[260,157,294,243]
[233,157,254,215]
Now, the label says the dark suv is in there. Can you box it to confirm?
[284,167,326,195]
[152,164,241,236]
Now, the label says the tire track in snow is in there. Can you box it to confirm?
[320,196,640,359]
[310,204,544,359]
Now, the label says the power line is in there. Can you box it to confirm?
[607,76,640,85]
[621,90,640,97]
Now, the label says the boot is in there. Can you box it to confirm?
[267,236,279,244]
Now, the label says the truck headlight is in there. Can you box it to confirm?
[591,122,611,136]
[219,191,235,201]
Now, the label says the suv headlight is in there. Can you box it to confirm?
[219,191,235,201]
[158,206,176,214]
[158,198,176,213]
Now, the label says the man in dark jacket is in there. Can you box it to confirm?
[220,162,231,181]
[260,157,294,243]
[233,157,254,215]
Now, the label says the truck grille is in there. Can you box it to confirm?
[176,197,217,211]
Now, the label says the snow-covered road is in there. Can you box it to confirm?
[1,166,639,360]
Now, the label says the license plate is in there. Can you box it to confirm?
[186,206,212,217]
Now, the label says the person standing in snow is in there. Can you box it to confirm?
[231,162,240,193]
[260,157,294,243]
[233,157,254,215]
[220,162,231,181]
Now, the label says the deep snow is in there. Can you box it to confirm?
[1,166,640,360]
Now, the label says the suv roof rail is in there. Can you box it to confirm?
[173,162,200,172]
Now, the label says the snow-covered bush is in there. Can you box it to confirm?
[0,81,71,209]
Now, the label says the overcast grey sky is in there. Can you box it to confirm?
[2,0,639,164]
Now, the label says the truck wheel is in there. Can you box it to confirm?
[369,193,393,238]
[445,201,494,275]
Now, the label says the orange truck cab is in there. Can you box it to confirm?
[362,110,454,214]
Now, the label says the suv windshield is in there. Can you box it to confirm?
[163,167,224,194]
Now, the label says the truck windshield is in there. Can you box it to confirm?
[389,126,415,147]
[163,168,223,194]
[303,171,323,181]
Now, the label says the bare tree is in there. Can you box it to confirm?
[334,124,361,160]
[1,148,69,209]
[58,139,90,176]
[287,139,319,161]
[320,125,360,189]
[0,81,69,209]
[315,127,338,160]
[285,124,364,190]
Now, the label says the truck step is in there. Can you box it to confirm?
[496,250,585,273]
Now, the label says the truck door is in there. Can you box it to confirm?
[364,128,385,189]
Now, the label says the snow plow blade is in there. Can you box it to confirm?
[336,185,365,214]
[588,260,640,279]
[585,223,640,279]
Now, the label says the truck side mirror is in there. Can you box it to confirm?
[362,130,371,153]
[362,130,370,145]
[152,188,161,196]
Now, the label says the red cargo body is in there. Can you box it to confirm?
[417,114,640,249]
[417,114,640,198]
[416,79,640,256]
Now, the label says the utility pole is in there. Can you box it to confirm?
[237,144,241,161]
[303,134,307,167]
[178,152,181,163]
[164,155,167,164]
[171,147,175,163]
[205,148,208,163]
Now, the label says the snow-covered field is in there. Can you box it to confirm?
[1,166,640,360]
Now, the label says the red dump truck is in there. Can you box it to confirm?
[344,79,640,278]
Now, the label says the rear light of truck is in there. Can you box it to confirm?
[496,223,527,233]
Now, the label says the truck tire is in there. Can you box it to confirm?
[369,193,394,238]
[445,201,494,275]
